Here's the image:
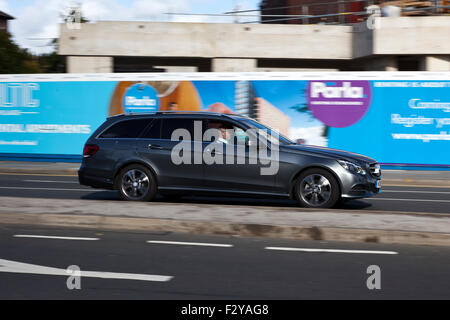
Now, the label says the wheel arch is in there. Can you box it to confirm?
[113,160,158,189]
[289,165,343,200]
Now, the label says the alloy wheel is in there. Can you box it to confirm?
[121,169,150,200]
[299,174,332,207]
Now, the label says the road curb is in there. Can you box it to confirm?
[1,212,449,247]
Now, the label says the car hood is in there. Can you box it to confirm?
[281,144,376,164]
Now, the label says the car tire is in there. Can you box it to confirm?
[295,168,340,208]
[116,164,157,201]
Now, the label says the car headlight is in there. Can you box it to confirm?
[338,160,366,175]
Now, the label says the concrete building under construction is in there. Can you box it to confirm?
[58,0,450,73]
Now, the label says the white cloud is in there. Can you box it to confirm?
[7,0,193,54]
[8,0,68,54]
[233,1,260,23]
[6,0,260,54]
[81,0,189,22]
[0,0,9,12]
[289,126,328,147]
[131,0,187,20]
[170,14,208,23]
[170,0,258,24]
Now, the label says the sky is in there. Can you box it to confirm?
[0,0,261,54]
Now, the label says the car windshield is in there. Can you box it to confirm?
[238,118,296,145]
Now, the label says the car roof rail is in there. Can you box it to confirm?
[106,113,127,119]
[107,111,251,121]
[118,110,236,117]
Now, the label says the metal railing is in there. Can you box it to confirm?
[231,0,450,24]
[166,2,449,25]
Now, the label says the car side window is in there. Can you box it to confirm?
[99,119,152,139]
[141,118,161,139]
[161,118,203,141]
[206,120,249,145]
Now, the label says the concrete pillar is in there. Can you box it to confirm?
[420,56,450,71]
[365,56,398,71]
[212,58,257,72]
[67,56,113,73]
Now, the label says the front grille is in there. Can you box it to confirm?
[368,163,381,178]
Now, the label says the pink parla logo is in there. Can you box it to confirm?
[310,82,365,99]
[307,80,372,128]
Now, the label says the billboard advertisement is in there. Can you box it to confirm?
[0,73,449,168]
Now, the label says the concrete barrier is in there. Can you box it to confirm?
[0,196,449,247]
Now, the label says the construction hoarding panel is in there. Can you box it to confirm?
[0,73,449,168]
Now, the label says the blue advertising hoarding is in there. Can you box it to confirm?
[0,73,449,169]
[328,80,450,168]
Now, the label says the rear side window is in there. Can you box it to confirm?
[161,118,203,141]
[99,119,151,139]
[141,118,161,139]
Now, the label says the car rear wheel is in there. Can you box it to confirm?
[116,164,156,201]
[295,168,340,208]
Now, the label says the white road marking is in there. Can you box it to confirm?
[0,258,172,282]
[147,240,233,248]
[14,235,100,241]
[1,185,449,203]
[0,186,112,192]
[265,247,398,255]
[0,173,76,177]
[23,180,79,184]
[382,190,450,194]
[369,197,450,203]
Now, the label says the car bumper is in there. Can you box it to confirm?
[339,169,381,199]
[78,166,114,189]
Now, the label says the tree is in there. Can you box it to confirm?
[0,5,88,74]
[37,38,66,73]
[0,31,40,74]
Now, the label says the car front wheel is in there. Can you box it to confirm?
[295,168,340,208]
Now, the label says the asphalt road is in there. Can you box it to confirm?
[0,225,449,299]
[1,173,449,300]
[0,173,448,214]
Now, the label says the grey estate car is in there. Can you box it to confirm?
[78,111,381,208]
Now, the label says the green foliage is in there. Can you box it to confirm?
[37,52,66,73]
[0,31,40,74]
[0,33,66,74]
[37,39,66,73]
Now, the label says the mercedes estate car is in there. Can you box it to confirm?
[78,111,381,208]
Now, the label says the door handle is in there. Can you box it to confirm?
[148,144,163,150]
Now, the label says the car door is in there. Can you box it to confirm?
[203,119,277,194]
[93,118,151,180]
[136,117,205,189]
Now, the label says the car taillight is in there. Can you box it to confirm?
[83,144,99,157]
